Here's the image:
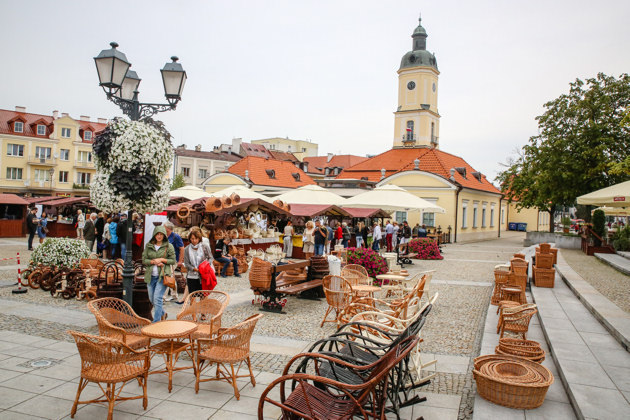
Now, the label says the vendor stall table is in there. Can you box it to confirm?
[46,220,77,238]
[0,194,28,237]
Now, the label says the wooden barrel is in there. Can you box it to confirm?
[97,284,123,300]
[132,277,153,321]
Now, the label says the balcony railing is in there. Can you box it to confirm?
[402,134,417,144]
[74,160,95,168]
[431,135,439,144]
[27,156,57,166]
[73,183,90,190]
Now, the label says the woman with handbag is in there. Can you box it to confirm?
[142,225,175,322]
[183,229,214,295]
[37,211,48,244]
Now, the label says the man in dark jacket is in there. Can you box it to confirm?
[117,214,129,258]
[26,208,38,250]
[84,213,97,252]
[95,213,105,257]
[214,237,240,278]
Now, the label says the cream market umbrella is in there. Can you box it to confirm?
[212,185,272,202]
[577,180,630,207]
[274,185,347,206]
[169,185,212,200]
[592,206,630,216]
[342,185,445,213]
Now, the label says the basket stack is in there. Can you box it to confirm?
[309,255,329,280]
[473,354,553,409]
[495,338,545,363]
[249,258,273,292]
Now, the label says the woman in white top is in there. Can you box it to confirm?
[283,220,294,258]
[76,209,85,240]
[303,220,315,260]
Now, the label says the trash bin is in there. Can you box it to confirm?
[327,255,341,276]
[508,222,518,231]
[517,223,527,232]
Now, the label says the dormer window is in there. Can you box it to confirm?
[14,122,23,133]
[265,169,275,179]
[84,131,92,141]
[37,125,46,136]
[325,168,330,176]
[61,128,71,138]
[292,172,300,181]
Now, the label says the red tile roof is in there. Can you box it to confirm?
[0,109,106,141]
[228,156,316,188]
[269,150,299,162]
[174,148,242,162]
[239,142,272,159]
[336,147,501,194]
[304,155,369,175]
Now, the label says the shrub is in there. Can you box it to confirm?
[407,238,443,260]
[613,225,630,251]
[346,247,388,279]
[30,238,90,268]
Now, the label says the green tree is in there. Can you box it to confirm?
[170,172,186,190]
[497,73,630,232]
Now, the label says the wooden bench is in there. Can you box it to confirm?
[280,279,323,295]
[253,260,315,312]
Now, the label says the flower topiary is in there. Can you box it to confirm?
[346,247,388,279]
[30,238,90,268]
[90,118,173,214]
[407,238,443,260]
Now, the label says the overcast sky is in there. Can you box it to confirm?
[2,0,629,181]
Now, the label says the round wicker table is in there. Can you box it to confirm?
[376,274,408,299]
[142,320,198,392]
[352,284,382,299]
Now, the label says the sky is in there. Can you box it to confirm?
[1,0,629,182]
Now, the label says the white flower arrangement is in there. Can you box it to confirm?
[30,238,90,268]
[91,118,173,214]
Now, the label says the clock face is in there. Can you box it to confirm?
[407,81,416,90]
[432,83,436,92]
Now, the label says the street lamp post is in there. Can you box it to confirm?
[48,168,54,192]
[93,42,187,306]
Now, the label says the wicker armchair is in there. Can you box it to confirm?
[87,298,151,349]
[68,330,150,420]
[258,336,419,420]
[491,270,510,306]
[177,290,230,341]
[499,305,538,339]
[342,264,370,285]
[195,313,262,399]
[497,302,535,333]
[321,275,353,327]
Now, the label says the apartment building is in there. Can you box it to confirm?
[173,145,242,187]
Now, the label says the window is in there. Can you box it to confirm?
[422,212,435,227]
[61,127,71,138]
[269,144,275,150]
[6,168,22,180]
[395,211,407,224]
[76,172,91,184]
[78,151,92,162]
[7,144,24,156]
[287,145,291,151]
[181,167,190,177]
[34,169,51,182]
[198,168,208,179]
[461,202,468,228]
[84,131,92,141]
[501,207,505,224]
[14,121,23,133]
[490,205,495,227]
[473,203,479,228]
[482,204,487,227]
[58,171,68,183]
[302,147,306,152]
[405,121,414,141]
[35,146,52,160]
[60,149,70,161]
[37,125,46,136]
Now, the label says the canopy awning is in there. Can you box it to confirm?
[24,196,65,205]
[288,204,351,218]
[39,196,90,207]
[274,185,346,206]
[577,180,630,208]
[0,194,29,206]
[344,207,393,218]
[342,185,445,213]
[211,185,272,202]
[214,198,290,217]
[592,206,630,216]
[169,186,213,200]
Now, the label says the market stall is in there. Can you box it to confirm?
[285,204,352,257]
[0,194,29,237]
[37,196,92,238]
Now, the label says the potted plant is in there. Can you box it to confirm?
[561,217,571,234]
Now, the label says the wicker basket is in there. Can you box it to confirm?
[533,268,555,288]
[496,338,545,363]
[249,258,273,290]
[473,354,553,409]
[205,197,223,213]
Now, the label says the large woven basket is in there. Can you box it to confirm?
[495,338,545,363]
[249,258,273,290]
[473,354,553,409]
[205,197,223,213]
[533,268,555,288]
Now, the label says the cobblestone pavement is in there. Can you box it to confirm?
[560,248,630,313]
[0,232,526,419]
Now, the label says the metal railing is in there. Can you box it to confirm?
[27,156,57,165]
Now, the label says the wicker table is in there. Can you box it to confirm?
[376,274,408,299]
[142,320,198,392]
[352,284,381,299]
[502,287,523,304]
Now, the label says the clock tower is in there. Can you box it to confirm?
[393,16,440,148]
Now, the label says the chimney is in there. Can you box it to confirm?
[327,153,334,162]
[15,106,26,113]
[450,168,456,181]
[413,158,420,170]
[61,112,69,118]
[381,168,386,180]
[232,137,242,152]
[97,118,107,124]
[80,115,90,122]
[245,170,249,181]
[194,144,202,152]
[53,110,59,119]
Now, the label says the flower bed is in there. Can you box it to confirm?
[31,238,90,267]
[346,247,388,279]
[408,238,443,260]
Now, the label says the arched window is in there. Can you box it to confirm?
[406,121,414,141]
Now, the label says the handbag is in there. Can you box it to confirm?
[160,246,176,290]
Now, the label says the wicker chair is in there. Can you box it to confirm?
[258,336,419,419]
[499,305,538,339]
[195,313,262,399]
[342,264,370,284]
[497,302,535,333]
[492,270,510,306]
[68,330,150,420]
[539,243,551,254]
[177,290,230,341]
[87,298,151,349]
[321,275,353,327]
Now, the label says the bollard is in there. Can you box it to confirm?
[12,252,27,294]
